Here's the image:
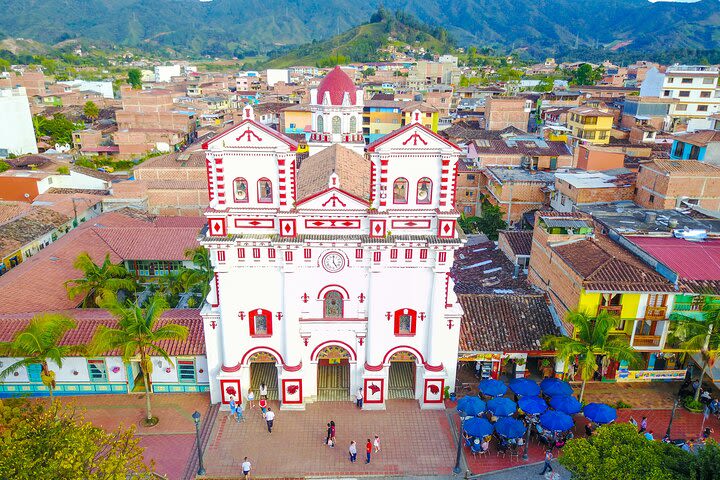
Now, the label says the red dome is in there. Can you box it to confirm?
[317,66,357,106]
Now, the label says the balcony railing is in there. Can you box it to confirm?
[644,306,667,320]
[598,305,623,316]
[632,335,662,347]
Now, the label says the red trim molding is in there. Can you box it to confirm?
[424,362,444,372]
[364,362,384,372]
[221,363,242,373]
[240,346,285,366]
[310,340,357,361]
[283,362,303,372]
[316,284,350,300]
[382,345,425,365]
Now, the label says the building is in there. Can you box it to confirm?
[485,97,531,131]
[575,144,626,171]
[669,130,720,164]
[362,100,439,143]
[155,65,183,83]
[455,159,481,216]
[200,75,464,410]
[567,107,614,146]
[265,69,290,87]
[408,59,461,89]
[498,230,533,273]
[279,104,313,137]
[0,161,112,202]
[481,167,555,225]
[640,65,720,131]
[551,171,636,213]
[466,136,573,169]
[634,159,720,211]
[0,87,38,157]
[620,96,674,132]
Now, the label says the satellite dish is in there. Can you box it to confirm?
[24,193,30,198]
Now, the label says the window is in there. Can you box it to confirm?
[467,174,475,181]
[390,248,398,260]
[252,248,260,259]
[304,248,312,259]
[284,251,293,262]
[257,178,273,203]
[420,249,428,260]
[676,104,688,111]
[323,290,343,318]
[332,116,341,134]
[698,105,709,112]
[689,145,701,160]
[405,249,413,260]
[233,178,248,202]
[649,194,655,203]
[703,77,714,85]
[438,252,447,263]
[394,308,417,336]
[598,131,608,140]
[355,248,363,259]
[349,116,357,132]
[373,251,381,262]
[268,248,276,259]
[679,91,690,97]
[238,248,245,259]
[667,77,675,83]
[217,250,226,262]
[317,115,324,132]
[178,359,196,383]
[464,206,472,214]
[88,359,107,382]
[393,178,408,204]
[249,308,272,336]
[700,91,712,98]
[673,142,685,157]
[681,77,693,84]
[416,177,432,204]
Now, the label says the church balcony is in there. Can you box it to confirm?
[310,132,365,143]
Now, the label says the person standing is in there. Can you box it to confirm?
[348,441,357,463]
[639,416,648,434]
[373,435,380,453]
[629,416,637,428]
[356,387,363,409]
[325,423,332,446]
[265,407,275,433]
[260,383,268,398]
[329,420,336,447]
[241,457,251,479]
[539,449,553,475]
[247,389,255,409]
[259,398,268,419]
[365,438,372,464]
[235,402,244,423]
[228,396,238,419]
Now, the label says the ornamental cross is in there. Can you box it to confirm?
[402,132,427,146]
[322,194,346,208]
[276,312,283,322]
[301,293,309,303]
[359,337,364,346]
[238,311,245,321]
[209,320,217,330]
[447,319,454,329]
[236,127,262,142]
[358,293,365,303]
[419,312,426,322]
[386,312,392,321]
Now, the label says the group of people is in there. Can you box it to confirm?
[228,383,276,433]
[323,418,381,464]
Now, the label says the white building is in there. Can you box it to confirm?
[640,65,720,131]
[200,68,464,410]
[265,69,290,87]
[154,65,182,83]
[0,87,38,157]
[59,80,114,99]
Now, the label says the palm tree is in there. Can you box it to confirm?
[65,252,137,307]
[183,247,213,304]
[670,302,720,401]
[90,294,188,425]
[542,309,641,402]
[0,314,78,404]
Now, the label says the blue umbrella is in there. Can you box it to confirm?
[540,378,573,397]
[540,410,575,432]
[487,397,517,417]
[479,378,508,397]
[550,395,582,415]
[457,396,486,417]
[509,378,540,397]
[518,395,548,415]
[494,417,527,439]
[463,417,494,438]
[583,403,617,424]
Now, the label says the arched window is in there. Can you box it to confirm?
[416,177,432,204]
[233,178,248,203]
[249,308,272,336]
[394,308,417,336]
[317,115,324,133]
[323,290,344,318]
[332,116,341,134]
[257,178,272,203]
[349,116,357,132]
[393,178,408,204]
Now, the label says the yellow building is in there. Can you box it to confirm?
[363,100,438,143]
[567,106,614,145]
[279,104,313,136]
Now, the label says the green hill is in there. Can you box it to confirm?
[263,10,453,68]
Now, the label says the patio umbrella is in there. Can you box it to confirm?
[463,417,494,438]
[509,378,540,397]
[494,417,527,439]
[487,397,517,417]
[550,395,582,415]
[583,403,617,424]
[540,378,573,397]
[540,410,575,432]
[456,396,486,417]
[479,378,508,397]
[518,395,548,415]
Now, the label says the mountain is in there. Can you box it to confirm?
[0,0,718,59]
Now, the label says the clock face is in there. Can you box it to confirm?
[321,252,345,273]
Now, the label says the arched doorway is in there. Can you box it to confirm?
[249,351,279,400]
[388,351,417,399]
[316,345,351,401]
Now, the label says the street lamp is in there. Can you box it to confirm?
[522,416,533,460]
[192,410,206,475]
[453,409,467,475]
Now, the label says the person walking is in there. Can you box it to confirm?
[325,423,332,446]
[629,416,637,428]
[539,449,553,475]
[235,402,244,423]
[265,407,275,433]
[259,383,268,398]
[373,435,380,453]
[259,398,268,419]
[329,420,336,447]
[228,396,238,419]
[365,438,372,464]
[639,416,648,434]
[349,441,357,463]
[247,389,255,409]
[241,457,251,479]
[356,387,363,409]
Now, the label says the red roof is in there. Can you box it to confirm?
[201,118,298,151]
[627,236,720,281]
[317,66,357,106]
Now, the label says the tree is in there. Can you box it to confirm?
[83,100,99,121]
[33,114,80,145]
[90,294,188,426]
[560,423,693,480]
[64,252,137,308]
[0,401,152,479]
[476,203,507,241]
[127,68,142,89]
[0,314,78,404]
[0,160,9,173]
[184,246,214,305]
[571,63,604,86]
[692,439,720,480]
[362,67,376,78]
[542,310,641,402]
[669,302,720,401]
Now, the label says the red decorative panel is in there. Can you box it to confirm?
[364,378,385,404]
[304,219,361,229]
[282,379,303,404]
[423,378,444,404]
[369,219,386,238]
[394,308,417,336]
[208,217,227,237]
[235,218,275,229]
[391,219,432,229]
[279,218,297,237]
[220,379,241,405]
[216,250,226,263]
[438,219,455,238]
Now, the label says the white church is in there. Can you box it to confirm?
[201,66,464,410]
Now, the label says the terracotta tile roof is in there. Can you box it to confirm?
[0,206,69,257]
[473,138,571,157]
[92,227,200,261]
[569,106,614,117]
[0,201,32,224]
[296,144,371,202]
[136,150,207,170]
[109,180,148,198]
[551,235,678,293]
[0,309,205,356]
[69,165,114,182]
[645,159,720,176]
[458,294,560,352]
[440,124,523,141]
[672,130,720,147]
[32,193,104,218]
[145,179,208,190]
[499,230,532,256]
[451,241,537,294]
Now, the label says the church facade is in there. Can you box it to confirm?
[201,67,464,410]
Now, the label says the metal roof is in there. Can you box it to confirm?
[541,218,591,229]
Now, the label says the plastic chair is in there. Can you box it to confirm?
[509,444,520,462]
[496,443,509,458]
